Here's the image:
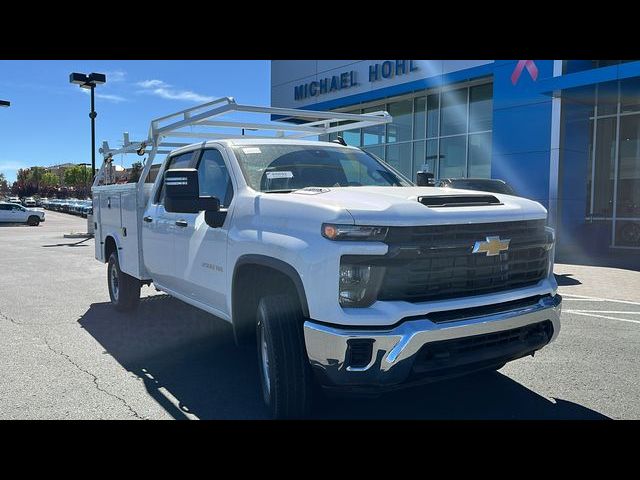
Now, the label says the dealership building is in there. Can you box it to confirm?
[270,60,640,255]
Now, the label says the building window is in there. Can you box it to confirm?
[385,142,412,176]
[413,97,426,140]
[426,94,439,139]
[440,88,468,136]
[332,80,493,181]
[362,106,385,146]
[439,136,467,178]
[469,83,493,132]
[468,132,492,178]
[386,100,413,143]
[342,109,362,146]
[586,79,640,248]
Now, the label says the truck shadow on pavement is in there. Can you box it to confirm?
[554,273,582,286]
[78,294,609,420]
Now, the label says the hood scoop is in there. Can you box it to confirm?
[418,194,502,208]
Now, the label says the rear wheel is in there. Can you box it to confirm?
[107,252,140,312]
[256,293,313,419]
[27,216,40,226]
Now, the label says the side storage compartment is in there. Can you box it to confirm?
[93,192,103,262]
[93,183,147,281]
[119,187,142,278]
[96,191,122,262]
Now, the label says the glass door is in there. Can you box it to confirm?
[614,114,640,247]
[587,79,640,248]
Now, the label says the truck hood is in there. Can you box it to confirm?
[290,186,547,226]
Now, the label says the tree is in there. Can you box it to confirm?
[0,172,9,195]
[64,165,92,188]
[40,172,59,188]
[12,168,36,197]
[16,168,30,184]
[128,162,143,183]
[29,166,45,191]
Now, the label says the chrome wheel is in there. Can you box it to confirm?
[110,263,120,303]
[259,321,271,396]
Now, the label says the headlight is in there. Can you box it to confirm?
[322,223,388,241]
[339,261,385,307]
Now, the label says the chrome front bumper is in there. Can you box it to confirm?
[303,294,562,390]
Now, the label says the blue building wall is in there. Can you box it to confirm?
[557,89,595,251]
[490,60,555,208]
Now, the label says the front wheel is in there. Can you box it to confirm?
[107,252,140,312]
[256,294,313,419]
[27,216,40,226]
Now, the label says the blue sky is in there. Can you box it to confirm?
[0,60,270,182]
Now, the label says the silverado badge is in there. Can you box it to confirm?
[472,236,511,256]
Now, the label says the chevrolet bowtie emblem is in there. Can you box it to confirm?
[472,236,511,256]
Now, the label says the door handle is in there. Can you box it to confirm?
[175,220,188,228]
[143,216,153,223]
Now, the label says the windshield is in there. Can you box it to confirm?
[447,179,517,196]
[233,144,413,192]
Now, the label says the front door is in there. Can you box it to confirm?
[141,150,197,289]
[173,147,235,316]
[9,205,28,223]
[0,204,11,222]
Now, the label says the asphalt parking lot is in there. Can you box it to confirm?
[1,211,639,419]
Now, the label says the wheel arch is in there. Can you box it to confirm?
[231,254,309,345]
[103,235,119,263]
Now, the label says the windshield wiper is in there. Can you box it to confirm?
[263,189,296,193]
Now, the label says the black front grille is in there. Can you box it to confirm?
[412,320,554,375]
[377,220,551,303]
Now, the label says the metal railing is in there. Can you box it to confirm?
[94,97,392,188]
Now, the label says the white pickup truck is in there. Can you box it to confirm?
[0,202,45,226]
[93,98,561,418]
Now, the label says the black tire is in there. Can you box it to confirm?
[27,216,40,226]
[107,252,140,312]
[256,294,313,419]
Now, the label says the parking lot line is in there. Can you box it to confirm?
[565,310,640,315]
[561,293,640,307]
[564,310,640,325]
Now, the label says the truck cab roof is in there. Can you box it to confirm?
[168,138,360,157]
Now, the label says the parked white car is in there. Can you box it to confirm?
[22,197,37,207]
[0,202,45,226]
[93,98,562,418]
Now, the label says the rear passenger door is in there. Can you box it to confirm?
[172,147,235,315]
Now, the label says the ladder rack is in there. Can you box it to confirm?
[94,96,392,188]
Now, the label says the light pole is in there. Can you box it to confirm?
[69,73,106,184]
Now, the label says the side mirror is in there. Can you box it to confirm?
[164,169,223,226]
[416,171,435,187]
[164,168,201,213]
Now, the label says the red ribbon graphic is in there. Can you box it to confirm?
[511,60,539,85]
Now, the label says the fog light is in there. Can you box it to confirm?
[346,339,374,369]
